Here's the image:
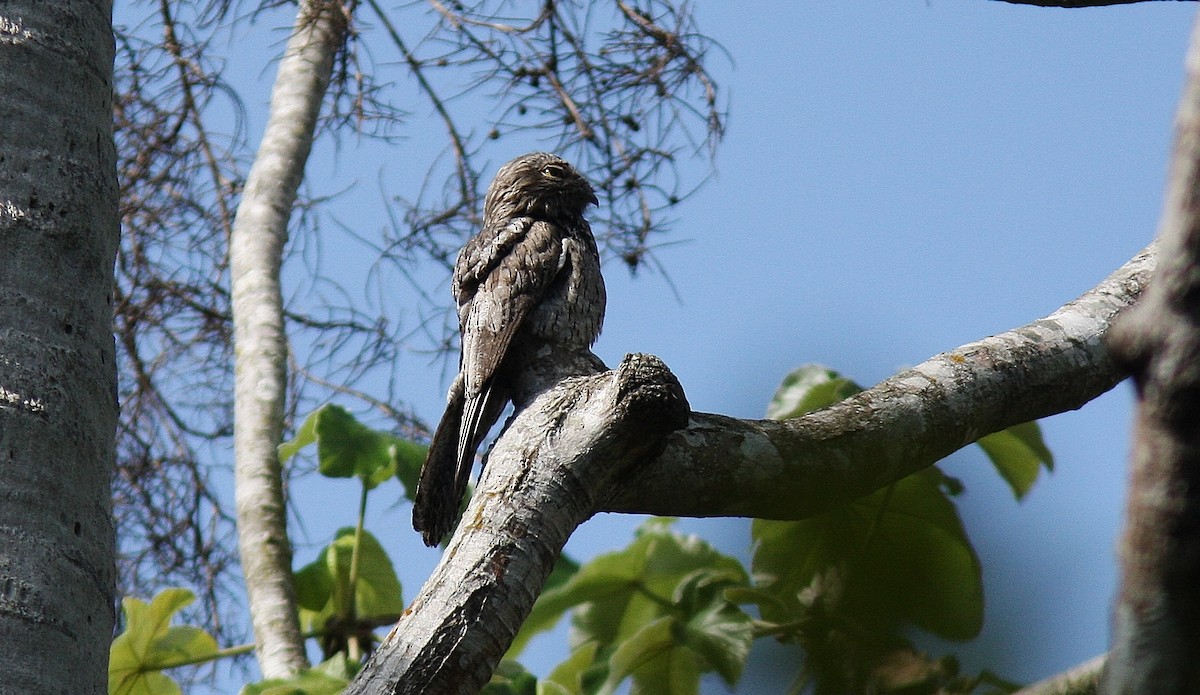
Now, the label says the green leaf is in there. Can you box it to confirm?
[315,404,396,488]
[565,521,746,648]
[295,527,403,634]
[239,655,356,695]
[391,436,428,500]
[545,552,582,592]
[599,616,700,695]
[280,404,424,490]
[679,596,752,685]
[977,421,1054,500]
[537,681,574,695]
[545,642,601,695]
[278,407,320,464]
[111,671,180,695]
[483,661,540,695]
[294,554,334,613]
[752,467,983,640]
[519,522,751,695]
[723,586,790,616]
[767,364,863,420]
[109,589,219,695]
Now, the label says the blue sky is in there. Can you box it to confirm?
[116,1,1199,691]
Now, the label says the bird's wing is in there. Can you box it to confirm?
[453,217,567,488]
[455,217,566,397]
[453,216,537,306]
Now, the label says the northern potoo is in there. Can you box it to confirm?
[412,153,606,546]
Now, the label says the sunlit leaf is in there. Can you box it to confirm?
[679,596,752,685]
[314,405,395,487]
[109,589,218,695]
[279,404,423,490]
[568,521,745,648]
[977,421,1054,500]
[599,616,700,695]
[278,407,320,464]
[545,642,601,695]
[519,522,751,695]
[295,527,403,634]
[767,364,863,420]
[111,670,180,695]
[239,655,356,695]
[537,681,574,695]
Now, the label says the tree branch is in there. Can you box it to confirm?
[1102,12,1200,695]
[229,0,349,679]
[605,242,1154,518]
[1014,654,1104,695]
[351,236,1149,692]
[346,354,690,695]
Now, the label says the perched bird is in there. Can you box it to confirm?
[412,152,606,546]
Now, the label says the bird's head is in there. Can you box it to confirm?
[483,152,598,223]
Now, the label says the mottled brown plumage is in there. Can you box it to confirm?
[412,152,605,546]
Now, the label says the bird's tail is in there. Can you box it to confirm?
[412,391,468,547]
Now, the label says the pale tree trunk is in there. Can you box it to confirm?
[230,0,350,678]
[1103,12,1200,695]
[0,1,119,693]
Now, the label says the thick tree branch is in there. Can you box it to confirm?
[1102,13,1200,695]
[353,240,1149,692]
[605,243,1154,518]
[346,354,690,695]
[229,0,349,679]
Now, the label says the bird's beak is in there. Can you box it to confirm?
[587,189,599,207]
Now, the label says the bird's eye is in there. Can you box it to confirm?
[542,163,567,179]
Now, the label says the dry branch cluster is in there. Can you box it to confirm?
[109,0,724,643]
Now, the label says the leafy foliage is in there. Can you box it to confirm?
[978,421,1054,500]
[279,403,425,494]
[742,364,1049,693]
[749,465,984,640]
[109,589,219,695]
[294,528,404,638]
[281,406,409,659]
[112,368,1050,694]
[240,656,358,695]
[509,520,753,695]
[766,364,863,420]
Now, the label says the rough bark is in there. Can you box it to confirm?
[607,243,1153,518]
[0,1,119,692]
[347,354,690,695]
[1102,13,1200,695]
[230,0,349,678]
